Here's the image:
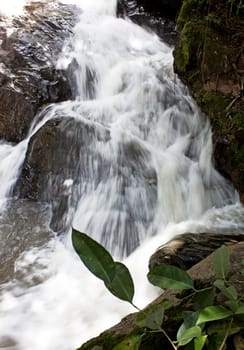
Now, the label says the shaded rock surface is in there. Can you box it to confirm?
[117,0,178,46]
[173,0,244,201]
[0,2,77,143]
[137,0,182,19]
[149,232,244,270]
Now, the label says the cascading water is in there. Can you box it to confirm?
[0,1,243,350]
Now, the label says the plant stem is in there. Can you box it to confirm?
[159,328,178,350]
[219,318,233,350]
[131,302,141,311]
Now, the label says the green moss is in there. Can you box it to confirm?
[196,92,227,132]
[174,20,204,74]
[177,0,209,30]
[229,109,244,129]
[203,35,223,73]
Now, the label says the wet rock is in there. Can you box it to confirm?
[0,87,35,142]
[118,0,182,19]
[149,232,244,270]
[137,0,182,19]
[14,116,111,233]
[117,0,178,46]
[0,2,78,143]
[0,199,52,283]
[14,117,157,243]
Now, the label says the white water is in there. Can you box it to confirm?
[0,1,243,350]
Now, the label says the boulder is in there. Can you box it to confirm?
[14,117,111,233]
[149,232,244,270]
[0,2,77,143]
[14,117,157,245]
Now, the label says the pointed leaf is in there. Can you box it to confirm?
[194,287,215,308]
[177,311,199,343]
[214,279,237,300]
[112,335,143,350]
[212,245,230,279]
[197,306,233,325]
[136,303,164,330]
[225,300,239,313]
[105,262,134,303]
[194,335,208,350]
[207,319,240,336]
[177,326,202,346]
[148,265,194,290]
[72,228,115,284]
[235,303,244,315]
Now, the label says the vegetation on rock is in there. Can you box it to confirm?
[72,229,244,350]
[173,0,244,200]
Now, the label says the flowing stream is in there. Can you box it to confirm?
[0,1,243,349]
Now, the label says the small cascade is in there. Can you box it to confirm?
[0,141,27,209]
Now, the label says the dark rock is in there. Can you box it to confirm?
[137,0,183,19]
[0,2,77,143]
[14,116,111,233]
[0,87,35,142]
[149,232,244,271]
[117,0,178,46]
[14,117,157,245]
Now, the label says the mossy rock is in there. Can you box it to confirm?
[174,0,244,200]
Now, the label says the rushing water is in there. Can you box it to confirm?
[0,1,243,349]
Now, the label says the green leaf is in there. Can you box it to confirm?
[91,347,103,350]
[207,333,226,350]
[177,311,199,345]
[72,228,115,284]
[105,262,134,303]
[177,326,202,346]
[112,335,143,350]
[194,288,216,308]
[136,304,164,330]
[194,335,208,350]
[197,306,233,325]
[225,300,239,313]
[212,245,230,279]
[214,279,237,300]
[235,303,244,315]
[207,319,240,336]
[147,265,194,290]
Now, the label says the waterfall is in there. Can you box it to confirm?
[0,1,243,350]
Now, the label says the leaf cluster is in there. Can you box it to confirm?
[72,229,244,350]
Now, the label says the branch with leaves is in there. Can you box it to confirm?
[72,229,244,350]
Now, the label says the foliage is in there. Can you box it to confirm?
[72,229,136,307]
[72,228,244,350]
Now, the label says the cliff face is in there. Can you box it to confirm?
[173,0,244,201]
